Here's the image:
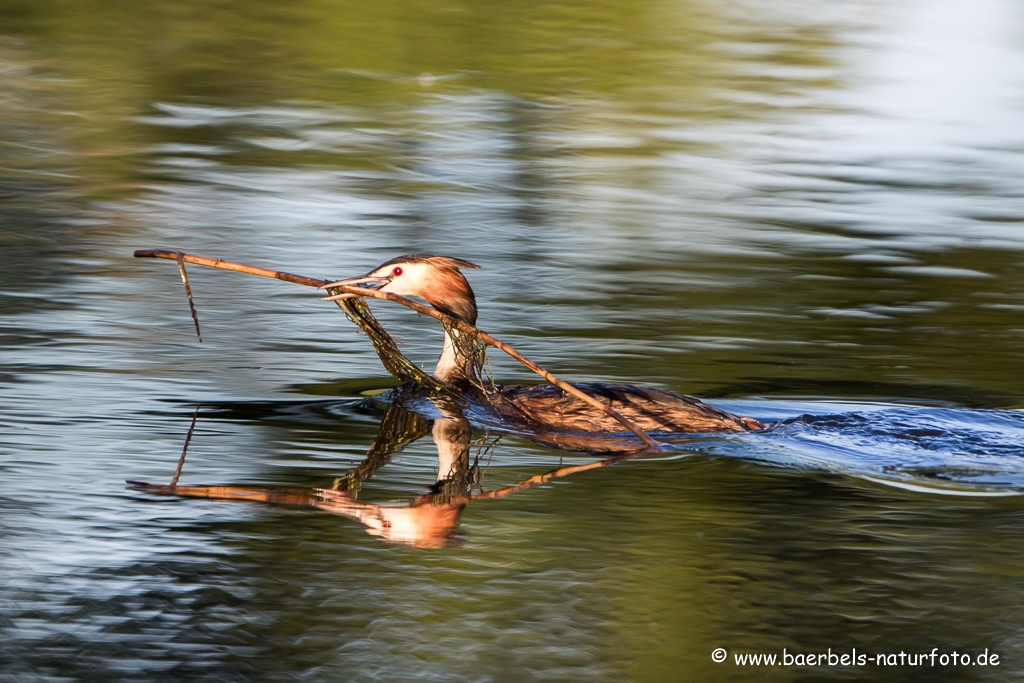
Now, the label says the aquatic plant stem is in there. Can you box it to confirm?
[133,249,661,448]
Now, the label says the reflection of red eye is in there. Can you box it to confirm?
[392,267,403,276]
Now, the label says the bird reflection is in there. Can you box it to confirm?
[129,399,656,548]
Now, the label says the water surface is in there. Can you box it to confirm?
[2,0,1024,679]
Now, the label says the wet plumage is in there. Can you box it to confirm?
[494,382,764,434]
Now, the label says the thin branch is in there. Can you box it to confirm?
[170,405,200,487]
[135,249,325,287]
[471,446,658,501]
[133,249,660,448]
[175,252,203,343]
[327,288,660,447]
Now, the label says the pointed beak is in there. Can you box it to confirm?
[318,274,389,301]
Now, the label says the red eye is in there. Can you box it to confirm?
[392,267,403,276]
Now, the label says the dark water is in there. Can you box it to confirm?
[3,0,1024,679]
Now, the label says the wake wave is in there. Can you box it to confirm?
[690,404,1024,494]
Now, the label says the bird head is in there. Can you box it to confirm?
[322,254,480,325]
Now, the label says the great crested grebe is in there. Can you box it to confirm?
[324,255,766,439]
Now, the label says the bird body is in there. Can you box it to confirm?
[494,382,764,434]
[324,255,766,440]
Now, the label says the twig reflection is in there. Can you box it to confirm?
[129,399,658,548]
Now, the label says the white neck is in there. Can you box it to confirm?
[433,328,478,384]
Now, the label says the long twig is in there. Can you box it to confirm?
[133,249,660,448]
